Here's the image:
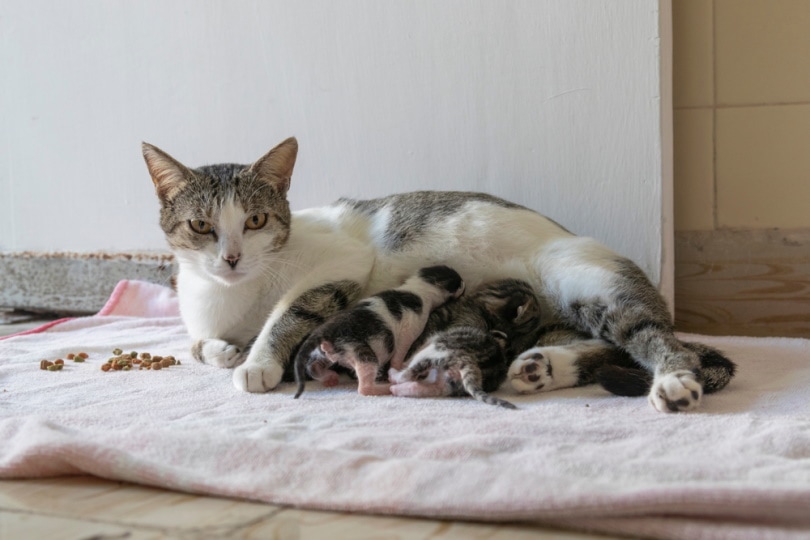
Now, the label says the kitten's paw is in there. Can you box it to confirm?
[390,380,447,398]
[648,370,703,413]
[192,339,244,368]
[388,368,404,384]
[508,348,553,393]
[232,361,285,393]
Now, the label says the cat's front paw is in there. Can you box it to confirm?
[233,360,285,393]
[192,339,244,368]
[648,370,703,413]
[508,348,553,393]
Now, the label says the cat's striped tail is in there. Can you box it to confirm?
[597,341,737,397]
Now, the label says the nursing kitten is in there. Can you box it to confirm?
[293,265,464,397]
[391,327,517,409]
[389,279,541,408]
[143,136,737,413]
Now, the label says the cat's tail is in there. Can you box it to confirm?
[597,341,737,397]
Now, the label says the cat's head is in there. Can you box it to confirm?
[142,137,297,286]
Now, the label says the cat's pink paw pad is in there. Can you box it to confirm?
[508,348,553,393]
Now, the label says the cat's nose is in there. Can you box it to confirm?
[224,254,241,269]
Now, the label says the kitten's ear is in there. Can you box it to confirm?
[512,295,540,324]
[249,137,298,194]
[142,143,191,202]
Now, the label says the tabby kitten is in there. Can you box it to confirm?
[389,279,541,409]
[391,328,516,409]
[144,137,737,413]
[294,265,464,397]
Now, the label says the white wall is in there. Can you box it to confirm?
[1,1,670,288]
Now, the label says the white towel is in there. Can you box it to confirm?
[1,280,808,540]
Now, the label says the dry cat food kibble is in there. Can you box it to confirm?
[39,354,78,371]
[100,350,180,372]
[39,350,180,373]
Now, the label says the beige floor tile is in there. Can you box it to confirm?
[235,507,617,540]
[0,477,279,531]
[673,0,714,108]
[674,108,715,231]
[0,510,169,540]
[716,104,810,228]
[716,0,810,105]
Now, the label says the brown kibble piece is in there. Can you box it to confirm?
[78,352,89,359]
[66,353,75,360]
[101,364,111,371]
[133,358,142,364]
[151,363,162,370]
[40,360,52,370]
[161,359,171,368]
[54,359,64,365]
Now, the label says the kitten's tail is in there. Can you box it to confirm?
[293,336,318,399]
[460,364,518,409]
[596,341,737,397]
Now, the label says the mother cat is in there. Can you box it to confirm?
[143,136,714,413]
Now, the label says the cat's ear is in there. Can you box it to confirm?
[249,137,298,194]
[142,143,191,202]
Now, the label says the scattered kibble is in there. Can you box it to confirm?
[41,350,180,373]
[97,350,179,373]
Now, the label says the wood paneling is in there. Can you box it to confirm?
[675,229,810,337]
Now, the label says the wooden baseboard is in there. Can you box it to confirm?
[0,252,175,315]
[675,229,810,338]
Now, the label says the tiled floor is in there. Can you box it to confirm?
[0,477,619,540]
[0,320,620,540]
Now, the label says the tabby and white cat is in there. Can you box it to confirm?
[143,136,735,412]
[293,265,464,397]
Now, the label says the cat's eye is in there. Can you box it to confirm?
[245,213,268,230]
[189,219,213,235]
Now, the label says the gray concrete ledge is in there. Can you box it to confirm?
[0,252,176,315]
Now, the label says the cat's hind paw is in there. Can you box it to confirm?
[648,370,703,413]
[233,360,285,393]
[508,348,553,393]
[191,339,244,368]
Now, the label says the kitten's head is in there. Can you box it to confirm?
[472,279,542,355]
[142,137,297,285]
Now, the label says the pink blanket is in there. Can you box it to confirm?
[1,280,809,539]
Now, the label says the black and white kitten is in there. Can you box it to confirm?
[293,266,464,397]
